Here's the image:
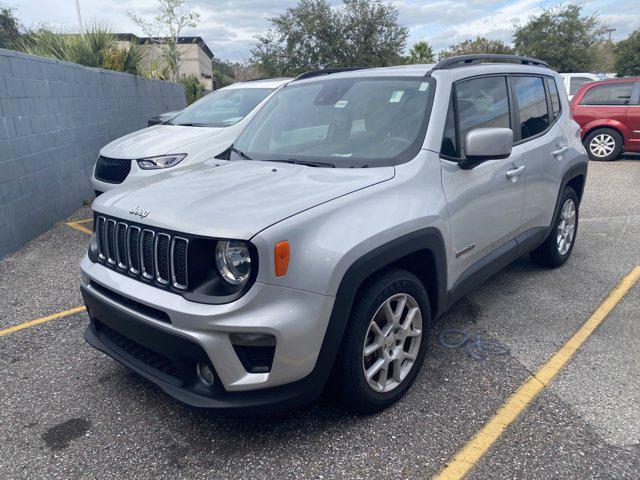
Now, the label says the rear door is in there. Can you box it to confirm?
[440,75,525,285]
[511,75,567,231]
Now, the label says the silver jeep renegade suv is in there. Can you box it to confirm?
[81,55,588,413]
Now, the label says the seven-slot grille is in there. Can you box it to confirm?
[94,156,132,184]
[95,216,189,290]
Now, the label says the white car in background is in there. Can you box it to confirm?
[91,77,292,194]
[560,73,606,100]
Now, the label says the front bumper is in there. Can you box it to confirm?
[81,256,335,411]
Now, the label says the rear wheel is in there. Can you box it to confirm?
[530,187,579,268]
[334,269,430,413]
[584,128,622,161]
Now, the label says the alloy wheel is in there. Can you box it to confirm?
[556,199,576,255]
[362,293,422,393]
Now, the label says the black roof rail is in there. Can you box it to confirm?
[294,67,365,81]
[431,54,549,71]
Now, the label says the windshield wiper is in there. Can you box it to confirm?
[269,159,335,168]
[230,146,252,160]
[174,122,208,127]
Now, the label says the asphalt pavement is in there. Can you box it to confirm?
[0,156,638,479]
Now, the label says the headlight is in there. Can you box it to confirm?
[215,240,252,285]
[137,153,186,170]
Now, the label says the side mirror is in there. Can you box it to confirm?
[460,127,513,170]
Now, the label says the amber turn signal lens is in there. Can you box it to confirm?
[274,241,290,277]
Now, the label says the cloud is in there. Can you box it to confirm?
[12,0,640,60]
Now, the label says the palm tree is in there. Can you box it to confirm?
[408,41,435,64]
[19,23,142,75]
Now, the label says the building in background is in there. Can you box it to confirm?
[117,34,215,90]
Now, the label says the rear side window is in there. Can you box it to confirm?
[546,77,561,119]
[455,76,510,154]
[512,76,550,140]
[580,83,633,106]
[570,76,594,95]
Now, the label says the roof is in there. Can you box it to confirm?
[580,76,640,84]
[117,34,214,60]
[221,78,293,90]
[291,61,558,85]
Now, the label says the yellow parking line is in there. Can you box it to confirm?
[434,265,640,480]
[0,306,87,337]
[66,220,93,235]
[74,218,93,224]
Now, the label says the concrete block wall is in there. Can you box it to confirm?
[0,49,185,259]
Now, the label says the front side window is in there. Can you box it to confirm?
[170,88,273,127]
[232,78,434,167]
[454,76,510,155]
[512,76,550,140]
[570,76,594,95]
[547,77,561,119]
[580,83,633,106]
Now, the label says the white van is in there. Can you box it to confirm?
[91,78,291,194]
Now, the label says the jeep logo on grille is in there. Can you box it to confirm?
[129,205,150,219]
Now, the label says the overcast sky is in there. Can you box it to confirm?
[12,0,640,61]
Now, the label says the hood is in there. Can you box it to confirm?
[94,160,395,239]
[100,125,225,159]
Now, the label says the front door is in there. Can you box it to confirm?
[440,75,525,289]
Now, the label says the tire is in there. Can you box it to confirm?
[530,187,579,268]
[334,269,431,413]
[583,128,623,161]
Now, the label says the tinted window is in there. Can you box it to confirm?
[580,83,633,106]
[455,76,510,153]
[547,77,561,119]
[440,96,458,158]
[233,78,434,167]
[512,76,550,140]
[570,76,594,95]
[170,88,273,127]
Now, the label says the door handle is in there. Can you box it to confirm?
[505,165,526,180]
[553,146,568,157]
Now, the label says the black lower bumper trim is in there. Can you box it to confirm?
[81,284,324,413]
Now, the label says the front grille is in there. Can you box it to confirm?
[95,320,181,378]
[94,156,132,184]
[95,215,189,290]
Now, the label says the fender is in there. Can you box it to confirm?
[304,227,448,395]
[581,119,630,143]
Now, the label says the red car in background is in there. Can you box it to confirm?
[571,77,640,161]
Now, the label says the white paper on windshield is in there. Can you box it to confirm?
[334,100,348,108]
[389,91,404,103]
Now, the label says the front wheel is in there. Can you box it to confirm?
[530,186,579,268]
[334,269,431,413]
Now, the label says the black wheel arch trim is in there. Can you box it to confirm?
[307,228,448,395]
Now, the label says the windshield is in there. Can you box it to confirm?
[232,77,434,167]
[169,87,273,127]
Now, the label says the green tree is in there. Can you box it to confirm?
[438,36,514,59]
[251,0,408,76]
[0,3,21,49]
[407,41,435,64]
[179,73,206,105]
[513,4,606,72]
[614,29,640,77]
[130,0,200,82]
[592,39,616,74]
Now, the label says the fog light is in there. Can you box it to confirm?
[196,362,215,387]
